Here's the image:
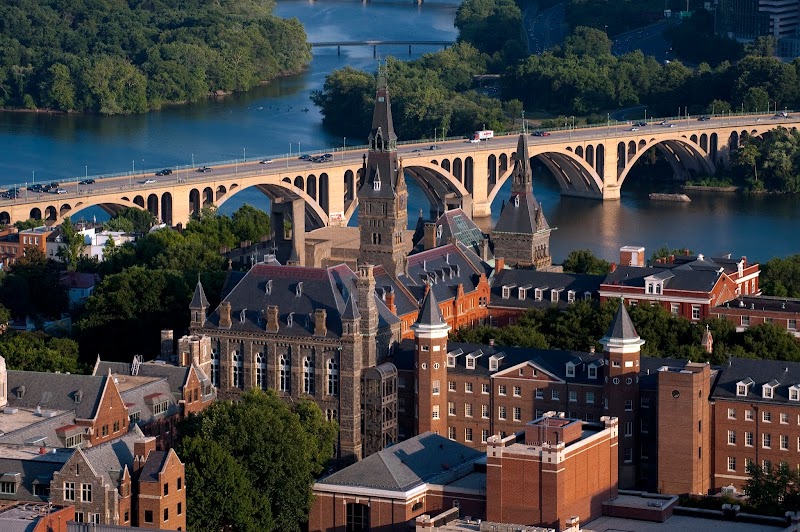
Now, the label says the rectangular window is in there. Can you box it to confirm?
[728,457,736,472]
[448,402,456,416]
[64,482,75,502]
[513,407,521,421]
[781,434,789,450]
[448,381,456,392]
[728,408,736,419]
[625,399,633,411]
[81,483,92,503]
[565,365,575,377]
[728,430,736,445]
[448,427,455,440]
[764,411,772,422]
[481,404,489,418]
[163,482,169,496]
[569,390,578,402]
[0,482,16,495]
[177,503,182,516]
[177,477,182,490]
[641,396,650,408]
[432,380,440,395]
[499,406,507,420]
[481,383,489,394]
[164,508,169,522]
[74,512,83,523]
[781,412,789,424]
[513,386,521,397]
[465,428,473,442]
[153,401,168,416]
[551,389,559,400]
[481,429,489,443]
[790,319,797,331]
[113,420,120,433]
[763,433,771,448]
[623,448,633,463]
[535,388,544,399]
[670,303,680,316]
[144,510,153,524]
[746,409,754,421]
[588,366,597,379]
[586,391,595,404]
[465,382,473,393]
[101,425,108,437]
[465,403,473,417]
[691,305,700,320]
[33,484,50,497]
[624,421,633,437]
[746,431,754,447]
[498,385,506,396]
[432,405,440,419]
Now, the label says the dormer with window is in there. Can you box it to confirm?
[534,287,548,302]
[447,348,463,368]
[465,350,483,370]
[736,377,754,397]
[763,379,779,399]
[488,354,505,372]
[565,359,581,378]
[790,384,800,402]
[551,288,563,303]
[295,282,303,298]
[373,174,381,191]
[518,285,531,300]
[567,290,576,303]
[587,360,602,380]
[501,284,516,300]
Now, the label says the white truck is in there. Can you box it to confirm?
[471,129,494,142]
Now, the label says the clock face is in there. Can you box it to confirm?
[672,390,680,399]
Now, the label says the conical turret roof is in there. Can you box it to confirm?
[604,300,639,341]
[416,286,445,327]
[190,278,209,309]
[493,134,550,235]
[342,293,361,320]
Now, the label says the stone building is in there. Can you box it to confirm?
[491,134,554,270]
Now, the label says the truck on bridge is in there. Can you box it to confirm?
[471,129,494,142]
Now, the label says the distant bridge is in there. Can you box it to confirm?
[311,40,455,57]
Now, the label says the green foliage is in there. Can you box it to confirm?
[0,0,311,114]
[0,331,82,373]
[761,254,800,297]
[562,249,611,275]
[108,207,157,234]
[178,390,337,532]
[651,245,691,263]
[455,0,525,62]
[744,461,800,516]
[732,128,800,193]
[180,437,273,532]
[0,248,68,320]
[56,217,86,272]
[13,219,42,230]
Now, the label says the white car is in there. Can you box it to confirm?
[630,127,639,132]
[142,179,156,184]
[260,159,274,164]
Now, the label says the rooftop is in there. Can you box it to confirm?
[0,407,69,436]
[583,514,782,532]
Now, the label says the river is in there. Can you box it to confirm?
[0,0,797,264]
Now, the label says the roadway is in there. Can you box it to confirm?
[0,113,792,211]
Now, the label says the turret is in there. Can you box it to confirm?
[412,285,450,437]
[339,293,363,462]
[189,278,209,328]
[357,264,378,367]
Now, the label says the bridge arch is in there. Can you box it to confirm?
[307,175,317,200]
[133,196,144,208]
[161,193,172,225]
[215,179,329,229]
[189,189,200,218]
[0,212,9,225]
[403,161,471,210]
[147,194,159,218]
[294,176,304,191]
[617,136,715,187]
[45,206,57,222]
[30,208,42,220]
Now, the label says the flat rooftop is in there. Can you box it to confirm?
[0,443,73,462]
[0,503,56,532]
[111,374,162,392]
[0,407,68,435]
[584,514,783,532]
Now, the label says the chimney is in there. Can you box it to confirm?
[609,262,617,273]
[423,222,437,250]
[160,330,174,358]
[684,248,690,256]
[314,308,327,337]
[669,254,675,264]
[489,338,495,346]
[133,437,157,474]
[495,257,505,273]
[219,302,232,328]
[386,288,396,314]
[589,345,595,354]
[39,447,47,455]
[266,305,280,333]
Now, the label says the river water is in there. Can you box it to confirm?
[0,0,797,263]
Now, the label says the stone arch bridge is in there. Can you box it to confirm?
[0,115,794,229]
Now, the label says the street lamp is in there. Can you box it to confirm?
[434,127,437,144]
[343,137,346,161]
[243,148,246,162]
[191,153,195,168]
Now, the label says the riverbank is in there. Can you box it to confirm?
[684,185,740,192]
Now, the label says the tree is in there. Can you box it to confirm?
[744,461,800,516]
[56,217,86,271]
[104,216,135,234]
[0,248,68,320]
[109,207,157,234]
[0,331,82,373]
[761,254,800,297]
[178,390,337,532]
[14,219,42,230]
[179,437,273,532]
[562,249,610,275]
[232,204,272,243]
[651,245,691,263]
[745,36,777,58]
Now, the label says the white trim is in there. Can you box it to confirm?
[598,290,712,305]
[313,481,429,501]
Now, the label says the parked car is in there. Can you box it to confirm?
[662,123,675,128]
[79,179,95,185]
[28,184,42,192]
[155,169,172,176]
[142,178,157,184]
[260,159,274,164]
[55,188,67,194]
[298,154,311,160]
[196,166,213,173]
[636,121,647,127]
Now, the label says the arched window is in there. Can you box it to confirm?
[211,347,219,387]
[327,358,339,396]
[279,354,290,392]
[256,353,266,391]
[231,351,243,389]
[303,356,315,395]
[327,409,338,422]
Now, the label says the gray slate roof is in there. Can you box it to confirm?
[139,450,168,482]
[0,448,74,501]
[416,287,445,327]
[431,208,486,256]
[602,264,723,293]
[0,411,77,448]
[605,302,639,341]
[95,360,190,397]
[358,73,403,200]
[318,432,482,492]
[490,269,604,309]
[80,425,145,488]
[711,358,800,404]
[190,279,209,309]
[120,379,180,427]
[7,371,108,420]
[493,135,550,236]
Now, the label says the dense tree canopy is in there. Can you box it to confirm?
[562,249,611,275]
[179,390,337,532]
[0,248,68,320]
[0,0,311,114]
[0,331,82,373]
[761,254,800,298]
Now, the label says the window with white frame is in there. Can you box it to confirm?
[728,457,736,472]
[727,407,736,419]
[481,429,489,443]
[792,386,800,401]
[465,428,473,442]
[499,406,507,420]
[502,285,513,299]
[449,381,456,392]
[466,357,475,369]
[551,389,559,400]
[763,433,771,448]
[567,290,576,303]
[465,403,473,417]
[513,386,521,397]
[498,385,506,396]
[513,407,521,421]
[625,399,633,411]
[303,356,314,395]
[448,427,456,440]
[745,432,753,446]
[728,430,736,445]
[465,382,473,393]
[745,409,754,421]
[569,390,577,402]
[565,364,575,377]
[781,413,789,424]
[211,347,219,387]
[764,411,772,422]
[327,358,339,396]
[482,404,489,418]
[535,388,544,399]
[256,353,267,391]
[448,402,456,416]
[279,354,290,392]
[64,482,75,502]
[781,434,789,450]
[790,319,797,331]
[737,379,753,396]
[624,421,633,436]
[763,383,775,399]
[741,315,750,327]
[231,350,243,388]
[432,405,440,419]
[81,483,92,503]
[482,383,489,394]
[670,303,680,316]
[447,355,455,367]
[691,305,700,320]
[432,380,440,395]
[586,391,595,404]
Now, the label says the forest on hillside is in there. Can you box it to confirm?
[0,0,311,114]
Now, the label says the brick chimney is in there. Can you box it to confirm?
[160,330,174,358]
[219,302,232,328]
[386,288,396,314]
[423,222,437,250]
[609,262,617,273]
[669,254,675,264]
[495,257,505,273]
[266,306,279,333]
[133,437,157,474]
[314,308,327,337]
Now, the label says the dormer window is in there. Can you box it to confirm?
[566,363,575,378]
[501,284,516,299]
[489,354,504,372]
[567,290,576,303]
[790,385,800,401]
[535,287,547,301]
[265,280,272,294]
[296,282,303,297]
[373,177,381,191]
[447,355,455,368]
[588,366,597,379]
[514,195,520,207]
[518,285,531,300]
[551,288,563,303]
[287,312,294,327]
[584,291,592,301]
[240,309,246,323]
[466,357,475,369]
[737,378,754,397]
[763,380,779,399]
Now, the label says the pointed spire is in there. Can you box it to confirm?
[369,63,398,152]
[416,283,445,327]
[605,300,639,341]
[511,134,532,194]
[190,278,209,309]
[342,293,361,320]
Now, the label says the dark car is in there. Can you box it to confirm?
[155,169,172,176]
[196,166,213,173]
[429,145,440,150]
[298,154,311,160]
[27,184,42,192]
[79,179,95,185]
[532,131,551,137]
[697,116,711,121]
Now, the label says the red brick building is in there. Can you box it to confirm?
[711,295,800,339]
[0,226,52,269]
